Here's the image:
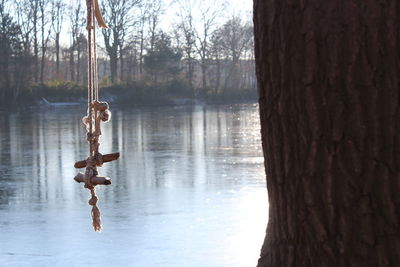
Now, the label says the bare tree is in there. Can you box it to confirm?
[209,30,223,94]
[50,0,65,77]
[146,0,163,53]
[15,0,33,56]
[193,0,223,94]
[39,0,51,83]
[14,0,33,97]
[216,16,253,91]
[0,0,257,104]
[122,39,137,82]
[26,0,39,82]
[174,0,196,92]
[101,0,141,84]
[69,0,85,82]
[136,0,150,76]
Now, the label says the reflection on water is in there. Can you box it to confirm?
[0,104,267,267]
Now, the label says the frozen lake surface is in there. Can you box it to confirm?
[0,104,268,267]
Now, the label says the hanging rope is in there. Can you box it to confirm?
[73,0,120,232]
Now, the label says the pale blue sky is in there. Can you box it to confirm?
[58,0,253,47]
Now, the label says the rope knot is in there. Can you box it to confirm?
[99,110,111,122]
[93,101,109,111]
[82,116,89,126]
[85,166,97,177]
[89,195,98,206]
[94,152,104,166]
[87,132,99,142]
[87,132,93,142]
[84,166,98,188]
[87,156,97,167]
[89,187,102,232]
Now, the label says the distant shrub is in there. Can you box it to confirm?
[102,82,173,106]
[30,81,86,101]
[3,78,257,108]
[206,87,258,104]
[165,79,193,98]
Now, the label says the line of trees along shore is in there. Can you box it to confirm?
[0,0,255,106]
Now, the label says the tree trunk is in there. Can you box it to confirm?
[70,46,75,81]
[40,1,46,84]
[187,57,194,95]
[109,52,118,84]
[40,48,45,83]
[33,5,39,83]
[215,55,221,95]
[103,34,118,84]
[201,59,207,92]
[77,45,81,82]
[131,49,137,81]
[139,25,145,75]
[2,54,10,94]
[120,49,124,82]
[55,33,60,76]
[254,1,400,266]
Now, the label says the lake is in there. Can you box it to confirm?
[0,104,268,267]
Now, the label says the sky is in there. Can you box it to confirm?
[56,0,253,47]
[163,0,253,33]
[226,0,253,15]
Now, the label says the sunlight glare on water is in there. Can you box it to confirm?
[0,104,268,267]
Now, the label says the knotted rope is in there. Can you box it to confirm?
[73,0,120,232]
[83,156,101,231]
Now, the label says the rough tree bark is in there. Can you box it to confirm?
[254,1,400,266]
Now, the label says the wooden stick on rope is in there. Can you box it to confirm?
[73,0,119,232]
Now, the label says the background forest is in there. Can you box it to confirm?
[0,0,255,107]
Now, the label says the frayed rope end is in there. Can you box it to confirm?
[89,190,102,232]
[91,204,102,232]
